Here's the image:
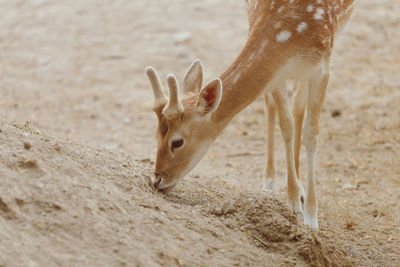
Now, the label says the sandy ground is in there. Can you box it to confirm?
[0,0,399,266]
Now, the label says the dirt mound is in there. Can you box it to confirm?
[206,194,354,267]
[0,119,354,266]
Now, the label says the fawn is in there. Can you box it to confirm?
[146,0,355,229]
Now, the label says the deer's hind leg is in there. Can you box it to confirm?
[293,81,308,180]
[263,93,277,192]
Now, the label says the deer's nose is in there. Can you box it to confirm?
[153,178,161,189]
[153,172,164,189]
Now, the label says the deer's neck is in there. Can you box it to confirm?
[211,34,281,133]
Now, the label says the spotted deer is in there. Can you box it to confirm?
[145,0,355,229]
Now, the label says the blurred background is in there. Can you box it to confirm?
[0,1,399,157]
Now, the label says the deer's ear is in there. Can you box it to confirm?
[183,59,203,94]
[197,78,222,115]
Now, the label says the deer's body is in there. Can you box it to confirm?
[146,0,355,230]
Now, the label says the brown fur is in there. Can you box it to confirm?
[146,0,355,227]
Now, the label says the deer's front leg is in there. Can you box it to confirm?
[272,90,305,217]
[303,65,329,230]
[263,93,277,192]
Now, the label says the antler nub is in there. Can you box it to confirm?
[165,74,183,116]
[145,66,167,111]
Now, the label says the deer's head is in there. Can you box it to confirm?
[145,60,222,192]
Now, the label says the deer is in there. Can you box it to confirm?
[145,0,355,230]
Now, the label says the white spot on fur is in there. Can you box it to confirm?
[297,22,308,33]
[277,6,285,13]
[270,0,275,10]
[233,73,240,83]
[277,31,291,42]
[314,8,324,20]
[261,40,268,49]
[249,52,255,62]
[307,5,314,12]
[253,0,258,9]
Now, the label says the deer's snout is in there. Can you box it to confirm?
[153,172,165,189]
[152,171,178,193]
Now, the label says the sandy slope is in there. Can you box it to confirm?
[0,120,353,266]
[0,0,399,266]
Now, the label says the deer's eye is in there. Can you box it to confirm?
[171,138,184,152]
